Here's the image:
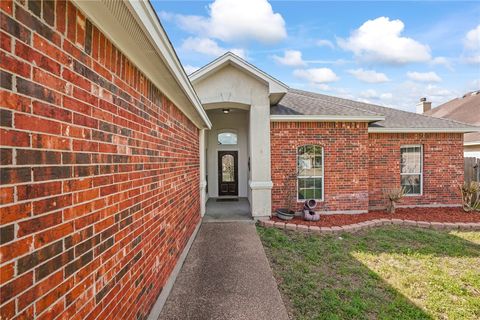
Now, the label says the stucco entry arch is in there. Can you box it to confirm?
[190,52,289,218]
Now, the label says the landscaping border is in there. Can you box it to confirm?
[259,218,480,233]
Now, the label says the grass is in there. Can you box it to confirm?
[258,225,480,320]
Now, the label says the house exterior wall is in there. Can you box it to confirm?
[0,1,200,319]
[368,132,464,209]
[271,122,370,213]
[271,123,464,213]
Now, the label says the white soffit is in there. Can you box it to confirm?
[73,0,211,129]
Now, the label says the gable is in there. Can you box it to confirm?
[190,52,288,106]
[193,64,270,108]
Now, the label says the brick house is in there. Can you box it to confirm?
[422,91,480,157]
[0,1,477,319]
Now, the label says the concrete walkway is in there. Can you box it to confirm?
[159,222,289,320]
[203,198,251,222]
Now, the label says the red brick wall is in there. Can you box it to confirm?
[271,122,370,213]
[271,123,464,213]
[368,132,464,209]
[0,1,201,319]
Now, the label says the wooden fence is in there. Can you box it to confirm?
[465,157,480,183]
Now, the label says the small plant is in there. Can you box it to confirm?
[459,181,480,212]
[383,187,405,214]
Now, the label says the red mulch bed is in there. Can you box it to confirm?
[271,207,480,227]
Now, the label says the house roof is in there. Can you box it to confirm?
[271,89,479,133]
[424,91,480,143]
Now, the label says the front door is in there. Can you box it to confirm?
[218,151,238,196]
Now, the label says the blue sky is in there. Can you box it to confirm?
[152,0,480,112]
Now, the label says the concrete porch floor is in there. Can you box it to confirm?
[203,197,252,222]
[158,222,289,320]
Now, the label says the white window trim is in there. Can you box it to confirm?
[400,144,423,196]
[296,145,324,202]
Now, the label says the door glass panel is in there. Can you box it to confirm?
[222,154,235,182]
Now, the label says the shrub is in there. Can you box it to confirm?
[459,182,480,212]
[383,187,405,214]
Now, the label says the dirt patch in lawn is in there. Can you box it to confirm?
[271,207,480,227]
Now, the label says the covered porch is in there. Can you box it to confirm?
[192,52,288,219]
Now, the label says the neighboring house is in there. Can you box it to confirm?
[422,91,480,157]
[0,1,477,320]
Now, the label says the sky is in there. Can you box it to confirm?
[152,0,480,112]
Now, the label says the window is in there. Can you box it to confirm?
[297,145,323,201]
[400,145,423,195]
[218,132,237,145]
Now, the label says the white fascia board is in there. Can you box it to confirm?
[190,52,289,94]
[127,1,211,129]
[368,127,478,133]
[270,115,386,122]
[464,141,480,146]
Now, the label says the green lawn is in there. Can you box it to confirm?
[258,225,480,320]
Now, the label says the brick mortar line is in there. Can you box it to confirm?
[1,39,194,134]
[3,10,143,99]
[0,188,189,265]
[0,163,199,190]
[4,198,166,313]
[69,208,186,320]
[1,107,191,148]
[0,62,197,132]
[0,182,186,241]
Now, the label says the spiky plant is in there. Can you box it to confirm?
[459,181,480,212]
[383,187,405,214]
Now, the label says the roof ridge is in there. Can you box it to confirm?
[288,89,383,117]
[288,88,478,129]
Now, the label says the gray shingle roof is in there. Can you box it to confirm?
[272,89,479,131]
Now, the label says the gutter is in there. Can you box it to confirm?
[270,115,386,122]
[464,141,480,146]
[368,127,479,133]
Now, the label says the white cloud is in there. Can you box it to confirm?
[305,59,352,65]
[273,50,306,67]
[465,55,480,64]
[316,39,334,49]
[470,79,480,90]
[389,81,458,111]
[463,25,480,64]
[464,25,480,50]
[183,65,199,75]
[315,84,332,91]
[337,17,431,64]
[406,71,442,83]
[293,68,339,83]
[348,68,390,83]
[360,89,393,100]
[430,57,453,71]
[181,37,245,58]
[162,0,287,44]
